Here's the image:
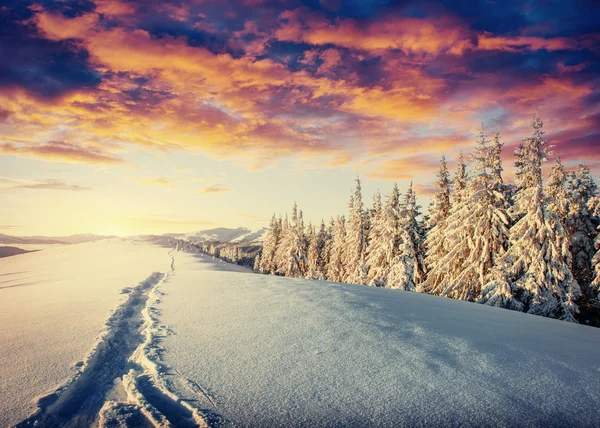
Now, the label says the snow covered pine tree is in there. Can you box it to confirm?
[482,114,581,322]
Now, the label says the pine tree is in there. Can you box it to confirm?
[406,183,426,284]
[490,132,512,206]
[452,151,468,205]
[428,124,510,301]
[306,224,323,280]
[485,114,580,321]
[387,183,416,291]
[421,157,451,294]
[567,164,598,290]
[490,133,503,187]
[322,218,335,277]
[327,216,347,282]
[274,214,290,273]
[425,152,474,298]
[588,197,600,291]
[365,190,387,286]
[344,177,369,284]
[424,152,468,294]
[253,253,261,272]
[456,125,510,302]
[298,210,309,277]
[388,182,425,290]
[513,139,526,193]
[366,184,403,286]
[546,157,569,224]
[429,156,451,228]
[259,214,282,274]
[275,203,309,278]
[387,224,416,291]
[315,220,329,278]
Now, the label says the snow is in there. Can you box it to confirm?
[0,233,115,245]
[229,227,267,243]
[159,251,600,427]
[0,233,64,245]
[0,239,171,427]
[167,227,266,244]
[1,243,64,252]
[2,240,600,426]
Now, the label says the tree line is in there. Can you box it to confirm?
[254,114,600,324]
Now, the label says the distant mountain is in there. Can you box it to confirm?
[230,227,267,243]
[0,234,65,245]
[166,227,266,244]
[48,234,118,244]
[0,246,37,258]
[0,233,116,245]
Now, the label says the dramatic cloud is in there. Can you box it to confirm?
[0,0,598,178]
[275,12,475,55]
[0,4,100,100]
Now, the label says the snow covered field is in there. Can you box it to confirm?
[159,253,600,427]
[1,241,600,427]
[0,239,172,427]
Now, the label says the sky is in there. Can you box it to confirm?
[0,0,599,236]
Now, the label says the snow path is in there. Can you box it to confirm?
[15,249,207,428]
[0,239,174,427]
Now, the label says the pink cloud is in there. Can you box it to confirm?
[0,141,123,165]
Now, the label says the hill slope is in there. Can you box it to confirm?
[158,252,600,427]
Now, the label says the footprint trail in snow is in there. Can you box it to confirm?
[16,249,211,428]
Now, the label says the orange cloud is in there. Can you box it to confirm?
[275,12,594,58]
[32,11,99,41]
[276,13,474,56]
[477,34,581,52]
[21,10,461,157]
[317,48,341,73]
[201,185,229,194]
[3,6,593,179]
[10,11,352,164]
[94,0,135,16]
[503,77,593,106]
[0,141,123,165]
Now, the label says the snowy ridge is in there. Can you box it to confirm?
[14,250,208,428]
[229,228,267,243]
[0,233,116,245]
[165,227,266,244]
